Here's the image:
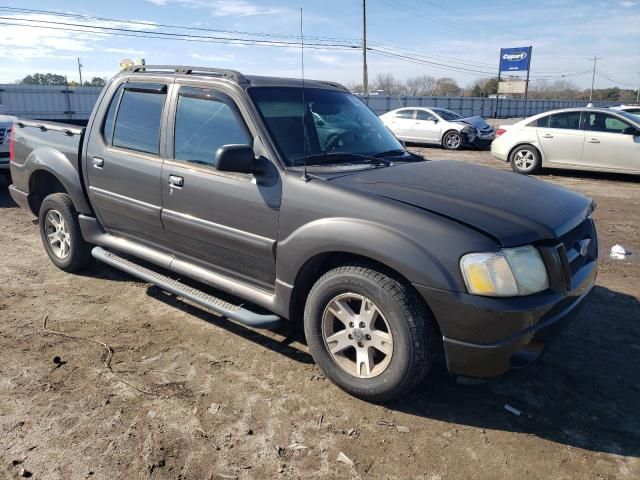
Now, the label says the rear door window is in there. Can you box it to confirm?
[548,112,581,130]
[532,115,550,128]
[113,88,166,155]
[395,110,415,119]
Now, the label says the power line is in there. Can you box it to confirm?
[0,17,359,50]
[0,6,358,44]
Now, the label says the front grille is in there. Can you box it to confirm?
[559,217,598,276]
[0,128,6,144]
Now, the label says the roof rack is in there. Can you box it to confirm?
[124,65,249,85]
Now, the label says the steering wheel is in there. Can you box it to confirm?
[326,128,378,151]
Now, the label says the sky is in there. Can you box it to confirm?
[0,0,638,90]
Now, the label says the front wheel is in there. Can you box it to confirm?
[442,131,463,150]
[39,193,93,272]
[304,265,436,402]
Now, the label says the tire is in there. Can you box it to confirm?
[442,130,463,150]
[304,265,436,402]
[38,193,93,272]
[509,144,541,174]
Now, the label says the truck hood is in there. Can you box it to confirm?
[454,115,492,131]
[330,160,593,246]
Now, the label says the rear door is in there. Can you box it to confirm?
[84,79,169,245]
[536,111,585,166]
[159,84,281,290]
[581,112,640,172]
[386,109,415,139]
[412,109,440,143]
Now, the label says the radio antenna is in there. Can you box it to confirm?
[300,7,310,182]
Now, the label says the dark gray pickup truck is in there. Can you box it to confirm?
[9,65,598,401]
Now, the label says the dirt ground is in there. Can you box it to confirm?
[1,148,639,480]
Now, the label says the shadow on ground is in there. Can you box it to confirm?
[143,273,640,458]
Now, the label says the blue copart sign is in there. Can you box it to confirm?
[499,47,532,72]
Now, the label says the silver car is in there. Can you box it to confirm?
[380,107,495,150]
[491,108,640,175]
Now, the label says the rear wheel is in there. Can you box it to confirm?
[304,265,435,402]
[509,145,541,174]
[442,130,463,150]
[39,193,93,272]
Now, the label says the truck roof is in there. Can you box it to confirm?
[121,65,349,92]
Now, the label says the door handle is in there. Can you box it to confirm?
[92,157,104,169]
[168,175,184,188]
[542,134,553,139]
[587,138,600,144]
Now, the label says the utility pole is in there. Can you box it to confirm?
[636,73,639,103]
[77,57,83,86]
[362,0,368,95]
[589,56,601,103]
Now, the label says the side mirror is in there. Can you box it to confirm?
[432,117,439,123]
[622,126,640,136]
[213,144,255,173]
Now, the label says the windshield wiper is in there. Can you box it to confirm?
[299,152,391,167]
[373,149,408,158]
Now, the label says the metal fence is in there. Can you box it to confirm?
[0,84,103,121]
[361,95,619,118]
[0,84,621,121]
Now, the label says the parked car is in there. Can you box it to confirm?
[492,107,640,175]
[0,114,17,184]
[380,107,495,150]
[610,104,640,119]
[9,65,597,402]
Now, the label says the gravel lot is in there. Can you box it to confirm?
[1,147,639,479]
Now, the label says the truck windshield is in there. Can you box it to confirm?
[249,87,405,167]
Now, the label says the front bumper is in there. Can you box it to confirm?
[414,258,596,378]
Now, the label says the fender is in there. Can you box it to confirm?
[276,217,461,292]
[25,146,92,214]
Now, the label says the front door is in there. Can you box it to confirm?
[412,109,441,143]
[581,112,640,173]
[84,80,169,245]
[536,111,585,166]
[160,85,281,290]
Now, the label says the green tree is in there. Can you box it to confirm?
[20,73,68,85]
[83,77,106,87]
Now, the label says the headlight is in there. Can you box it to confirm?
[460,245,549,297]
[461,126,475,134]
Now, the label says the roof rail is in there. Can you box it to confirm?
[124,65,249,85]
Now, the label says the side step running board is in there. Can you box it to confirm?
[91,247,280,329]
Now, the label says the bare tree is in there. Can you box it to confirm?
[405,75,436,96]
[434,77,461,96]
[372,73,403,95]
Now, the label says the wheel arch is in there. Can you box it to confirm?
[24,146,92,217]
[285,250,441,337]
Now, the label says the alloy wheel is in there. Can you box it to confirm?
[445,132,461,149]
[514,149,536,170]
[321,292,394,378]
[44,209,71,259]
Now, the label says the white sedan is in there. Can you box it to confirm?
[380,107,495,150]
[491,107,640,175]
